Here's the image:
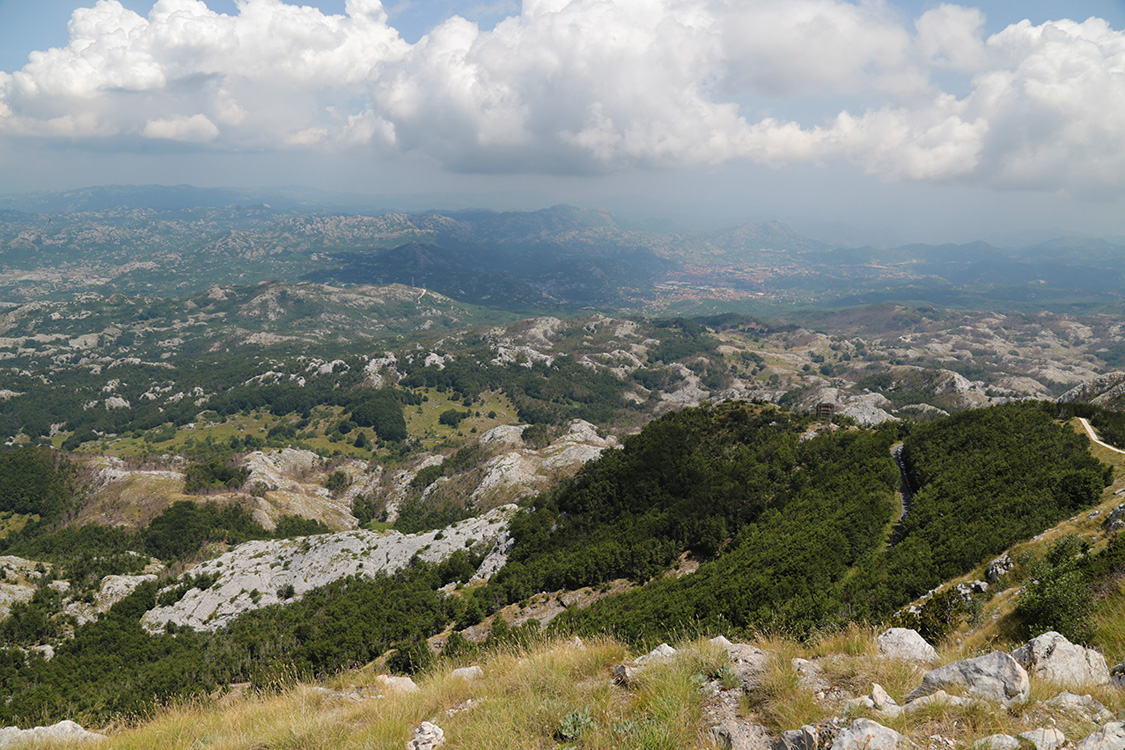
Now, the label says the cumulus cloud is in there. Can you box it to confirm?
[0,0,1123,195]
[0,0,407,147]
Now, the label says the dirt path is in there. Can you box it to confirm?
[1078,417,1125,455]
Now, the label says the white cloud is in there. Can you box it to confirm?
[0,0,1123,195]
[0,0,407,148]
[143,113,220,141]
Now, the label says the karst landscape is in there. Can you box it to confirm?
[4,1,1125,749]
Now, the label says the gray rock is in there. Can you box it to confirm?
[1112,663,1125,689]
[711,719,776,750]
[1044,691,1114,723]
[406,721,444,750]
[614,664,641,687]
[901,690,968,713]
[646,643,677,660]
[972,735,1021,750]
[831,718,904,750]
[450,665,483,681]
[1017,728,1066,750]
[878,628,938,662]
[0,720,104,747]
[774,725,818,750]
[1011,631,1110,688]
[905,651,1029,707]
[376,675,419,694]
[955,580,989,600]
[986,554,1013,583]
[871,683,896,711]
[1105,504,1125,532]
[1076,722,1125,750]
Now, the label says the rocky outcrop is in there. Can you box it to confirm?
[877,628,938,662]
[1011,631,1110,688]
[1058,372,1125,407]
[141,505,517,632]
[470,420,618,503]
[0,720,103,746]
[64,573,159,625]
[839,393,898,426]
[986,554,1013,583]
[905,651,1029,707]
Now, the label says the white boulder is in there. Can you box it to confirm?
[1011,632,1109,688]
[877,628,938,662]
[905,651,1029,707]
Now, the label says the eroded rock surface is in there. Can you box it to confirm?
[142,505,517,632]
[905,651,1029,707]
[877,628,937,663]
[1011,631,1110,688]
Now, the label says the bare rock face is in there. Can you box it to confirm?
[830,719,904,750]
[1011,631,1110,688]
[905,651,1030,707]
[877,628,938,663]
[0,720,103,747]
[471,420,619,503]
[141,504,517,632]
[1076,722,1125,750]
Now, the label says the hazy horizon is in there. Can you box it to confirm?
[2,1,1125,243]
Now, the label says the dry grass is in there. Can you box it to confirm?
[42,636,720,750]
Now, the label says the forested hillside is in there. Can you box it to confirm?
[0,399,1110,728]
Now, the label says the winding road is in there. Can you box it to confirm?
[1078,417,1125,456]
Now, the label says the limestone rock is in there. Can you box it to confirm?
[142,504,516,632]
[987,554,1014,583]
[1011,631,1110,688]
[831,718,904,750]
[901,690,968,713]
[0,719,103,747]
[1105,504,1125,532]
[1076,722,1125,750]
[450,665,483,681]
[870,683,894,711]
[645,643,677,661]
[878,628,938,662]
[406,721,444,750]
[377,675,419,694]
[773,725,818,750]
[1017,728,1066,750]
[905,651,1029,707]
[1044,691,1113,723]
[972,735,1021,750]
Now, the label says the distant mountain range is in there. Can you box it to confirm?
[0,184,1123,315]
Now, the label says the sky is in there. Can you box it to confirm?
[1,0,1125,242]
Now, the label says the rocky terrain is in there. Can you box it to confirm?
[141,505,517,633]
